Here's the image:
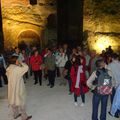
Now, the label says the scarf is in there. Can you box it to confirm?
[75,65,83,88]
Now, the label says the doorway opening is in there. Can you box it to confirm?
[18,30,41,50]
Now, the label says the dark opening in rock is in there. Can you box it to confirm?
[18,30,40,48]
[29,0,37,5]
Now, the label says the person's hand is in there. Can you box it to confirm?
[90,86,96,90]
[75,85,79,88]
[18,61,22,65]
[18,61,23,66]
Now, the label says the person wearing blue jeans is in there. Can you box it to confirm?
[109,85,120,118]
[87,59,114,120]
[92,93,109,120]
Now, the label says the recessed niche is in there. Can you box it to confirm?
[29,0,37,5]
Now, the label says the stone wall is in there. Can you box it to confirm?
[2,0,56,49]
[2,0,120,51]
[84,0,120,53]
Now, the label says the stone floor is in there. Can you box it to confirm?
[0,76,118,120]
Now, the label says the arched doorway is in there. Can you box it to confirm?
[18,30,41,49]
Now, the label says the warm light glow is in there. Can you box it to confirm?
[93,36,114,53]
[88,35,119,53]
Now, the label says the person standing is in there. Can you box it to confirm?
[107,53,120,104]
[12,47,24,62]
[0,52,8,87]
[44,49,56,88]
[89,50,99,75]
[63,59,72,95]
[83,49,91,79]
[87,59,114,120]
[22,49,29,80]
[63,43,71,60]
[70,56,88,106]
[57,47,68,85]
[6,56,32,120]
[30,50,43,85]
[109,85,120,118]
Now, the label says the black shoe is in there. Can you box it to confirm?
[115,113,120,118]
[25,115,32,120]
[108,111,113,116]
[14,114,21,119]
[0,85,3,87]
[108,111,119,118]
[50,85,54,88]
[34,82,38,85]
[47,84,50,86]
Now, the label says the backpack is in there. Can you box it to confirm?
[94,68,112,95]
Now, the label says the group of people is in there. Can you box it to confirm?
[0,43,120,120]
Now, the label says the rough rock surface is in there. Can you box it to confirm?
[2,0,56,49]
[84,0,120,52]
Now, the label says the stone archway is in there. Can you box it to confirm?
[18,30,41,48]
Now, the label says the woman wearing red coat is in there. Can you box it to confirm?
[30,50,43,85]
[70,55,89,106]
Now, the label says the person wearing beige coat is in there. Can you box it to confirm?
[6,56,32,120]
[87,59,115,120]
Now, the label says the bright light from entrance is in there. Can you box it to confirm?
[93,36,112,53]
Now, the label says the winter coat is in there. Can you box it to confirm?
[70,65,89,96]
[56,53,68,67]
[30,55,42,71]
[6,63,28,106]
[44,55,56,71]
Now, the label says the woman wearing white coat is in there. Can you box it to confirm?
[56,48,68,85]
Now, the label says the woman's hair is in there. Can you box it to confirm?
[48,48,52,52]
[95,59,104,68]
[72,56,81,73]
[8,56,18,64]
[73,55,81,66]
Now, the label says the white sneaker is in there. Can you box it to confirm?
[74,102,78,106]
[80,103,85,107]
